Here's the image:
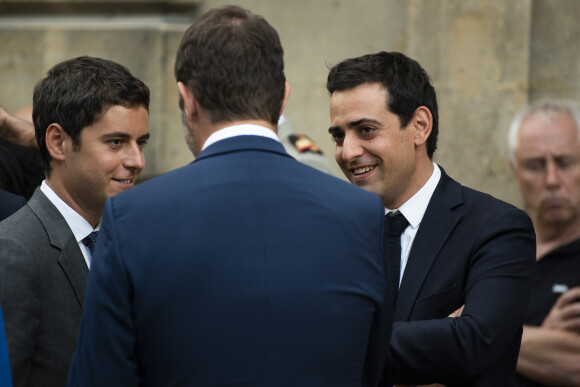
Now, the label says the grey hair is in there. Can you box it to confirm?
[508,99,580,165]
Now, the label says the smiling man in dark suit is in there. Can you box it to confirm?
[0,56,150,387]
[327,51,536,386]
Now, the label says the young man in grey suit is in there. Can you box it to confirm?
[327,51,536,386]
[0,56,150,387]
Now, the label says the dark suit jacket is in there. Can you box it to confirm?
[382,168,536,386]
[0,189,26,221]
[67,135,387,387]
[0,188,89,387]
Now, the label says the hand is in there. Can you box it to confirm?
[448,305,464,318]
[542,287,580,335]
[0,104,37,148]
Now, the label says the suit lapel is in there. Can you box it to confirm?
[28,188,89,308]
[395,170,463,321]
[58,236,89,307]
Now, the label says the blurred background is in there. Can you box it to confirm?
[1,0,579,207]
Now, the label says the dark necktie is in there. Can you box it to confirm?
[384,211,408,306]
[82,231,99,257]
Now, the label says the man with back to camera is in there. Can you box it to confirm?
[0,56,150,387]
[66,6,388,387]
[508,100,580,387]
[326,51,536,386]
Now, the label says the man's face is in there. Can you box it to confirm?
[329,83,417,209]
[512,111,580,228]
[60,105,149,221]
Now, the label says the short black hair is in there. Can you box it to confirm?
[327,51,438,158]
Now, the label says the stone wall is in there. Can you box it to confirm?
[1,0,579,207]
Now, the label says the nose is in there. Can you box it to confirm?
[124,143,145,171]
[339,131,364,162]
[545,159,561,188]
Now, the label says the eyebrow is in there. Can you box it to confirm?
[328,118,381,134]
[101,132,151,141]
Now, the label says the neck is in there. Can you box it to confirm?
[386,158,434,209]
[212,119,276,133]
[535,221,580,260]
[195,119,276,156]
[45,177,102,228]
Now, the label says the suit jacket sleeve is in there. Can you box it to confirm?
[389,206,536,385]
[0,235,40,386]
[67,199,140,387]
[362,207,389,387]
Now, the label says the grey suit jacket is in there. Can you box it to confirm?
[0,188,88,387]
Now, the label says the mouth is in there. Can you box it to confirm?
[112,178,135,185]
[353,165,376,175]
[541,197,567,208]
[346,164,377,183]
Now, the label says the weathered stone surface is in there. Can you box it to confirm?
[0,13,193,179]
[0,0,578,208]
[405,0,532,206]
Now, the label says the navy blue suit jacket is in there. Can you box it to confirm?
[0,189,26,222]
[67,135,387,387]
[381,168,536,386]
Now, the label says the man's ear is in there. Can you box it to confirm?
[411,106,433,147]
[45,123,68,161]
[279,81,291,117]
[177,81,197,122]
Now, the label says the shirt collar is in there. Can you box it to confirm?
[386,162,441,229]
[202,124,279,151]
[40,181,99,242]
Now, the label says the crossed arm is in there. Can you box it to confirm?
[517,287,580,386]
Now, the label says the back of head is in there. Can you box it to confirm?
[326,51,439,158]
[174,5,286,126]
[33,56,150,174]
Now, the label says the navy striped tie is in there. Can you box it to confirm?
[82,231,99,257]
[384,211,408,306]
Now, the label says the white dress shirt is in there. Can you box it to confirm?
[40,181,99,268]
[386,163,441,287]
[202,124,279,151]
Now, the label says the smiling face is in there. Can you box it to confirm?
[47,105,149,225]
[512,111,580,230]
[329,83,429,209]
